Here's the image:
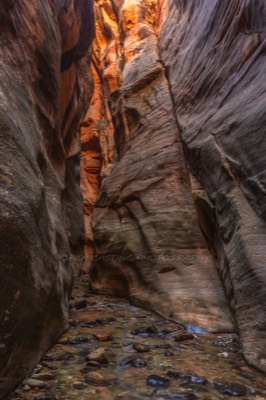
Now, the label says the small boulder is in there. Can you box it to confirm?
[133,342,150,353]
[86,347,109,364]
[93,330,113,341]
[24,378,47,388]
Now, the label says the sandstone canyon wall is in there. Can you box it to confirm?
[0,1,94,397]
[82,0,266,372]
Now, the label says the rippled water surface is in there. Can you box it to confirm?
[8,276,266,400]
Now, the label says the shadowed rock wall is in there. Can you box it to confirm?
[82,0,266,371]
[159,0,266,372]
[0,0,94,396]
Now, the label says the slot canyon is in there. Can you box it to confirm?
[0,0,266,399]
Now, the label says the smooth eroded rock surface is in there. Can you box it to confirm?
[82,0,266,372]
[159,0,266,371]
[83,0,233,333]
[0,1,94,397]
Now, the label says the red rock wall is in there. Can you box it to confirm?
[82,0,266,372]
[82,0,233,331]
[0,1,94,396]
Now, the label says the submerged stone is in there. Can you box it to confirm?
[146,374,171,388]
[119,355,147,369]
[85,371,109,385]
[174,332,194,341]
[133,342,150,353]
[215,382,249,397]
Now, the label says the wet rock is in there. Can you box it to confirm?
[164,351,174,357]
[69,336,89,345]
[93,329,113,341]
[73,380,87,390]
[185,376,207,385]
[31,372,54,381]
[174,332,194,341]
[80,367,94,374]
[82,318,117,327]
[161,393,198,400]
[131,325,159,336]
[215,382,248,397]
[58,337,69,345]
[34,364,43,373]
[133,342,150,353]
[85,371,108,385]
[146,374,171,388]
[166,371,207,385]
[24,378,47,388]
[87,361,101,367]
[72,298,89,310]
[41,361,58,371]
[34,397,58,400]
[69,320,80,328]
[164,331,183,339]
[49,353,73,361]
[86,347,109,364]
[119,355,147,369]
[151,344,172,349]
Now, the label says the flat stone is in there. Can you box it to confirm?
[24,378,47,388]
[58,337,69,344]
[31,372,54,380]
[174,332,194,341]
[93,329,113,341]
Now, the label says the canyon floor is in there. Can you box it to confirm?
[7,276,266,400]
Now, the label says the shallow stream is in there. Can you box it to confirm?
[8,276,266,400]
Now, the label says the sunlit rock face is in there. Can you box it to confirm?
[0,0,94,396]
[83,0,233,331]
[82,0,266,372]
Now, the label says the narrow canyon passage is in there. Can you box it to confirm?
[81,0,233,334]
[7,275,266,400]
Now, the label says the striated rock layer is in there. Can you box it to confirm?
[83,0,233,332]
[82,0,266,371]
[159,0,266,372]
[0,0,94,396]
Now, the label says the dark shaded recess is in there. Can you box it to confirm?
[239,0,266,34]
[125,67,162,95]
[125,107,140,132]
[62,154,85,254]
[35,105,65,172]
[61,0,95,72]
[82,135,101,153]
[108,92,127,159]
[61,77,78,136]
[103,22,113,41]
[90,262,130,297]
[194,197,216,254]
[36,50,58,100]
[0,1,18,36]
